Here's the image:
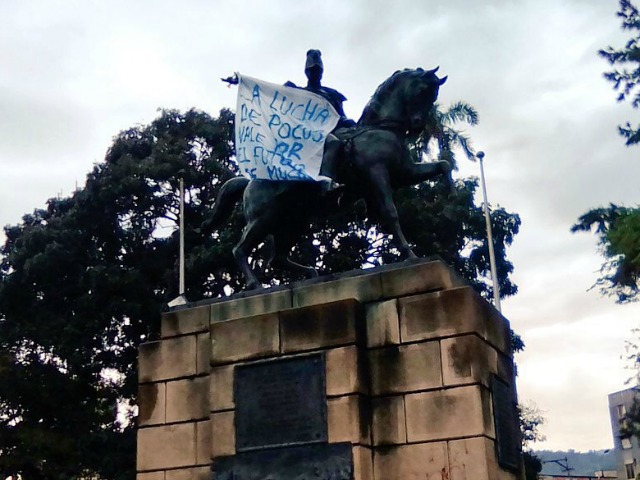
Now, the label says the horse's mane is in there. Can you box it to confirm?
[359,68,429,125]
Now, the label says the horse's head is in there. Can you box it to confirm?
[402,67,447,133]
[359,67,447,133]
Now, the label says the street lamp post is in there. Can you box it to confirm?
[477,151,501,312]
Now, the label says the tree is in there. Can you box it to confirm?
[0,108,241,479]
[0,104,520,478]
[520,403,546,480]
[600,0,640,145]
[417,101,479,168]
[571,205,640,303]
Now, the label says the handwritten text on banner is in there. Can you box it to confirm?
[235,74,339,181]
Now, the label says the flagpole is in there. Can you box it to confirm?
[179,178,185,296]
[477,151,501,312]
[168,177,188,308]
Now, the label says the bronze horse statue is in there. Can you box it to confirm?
[206,67,451,289]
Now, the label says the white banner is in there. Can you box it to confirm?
[235,74,340,181]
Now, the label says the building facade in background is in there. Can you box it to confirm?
[609,388,640,480]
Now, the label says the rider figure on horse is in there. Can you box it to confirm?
[285,49,356,131]
[222,49,352,192]
[285,49,354,192]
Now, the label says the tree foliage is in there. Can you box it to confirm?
[0,105,520,478]
[601,0,640,145]
[519,396,546,479]
[571,204,640,303]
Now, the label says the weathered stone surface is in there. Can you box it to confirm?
[369,342,441,395]
[379,259,464,298]
[441,335,498,387]
[210,289,292,323]
[137,423,196,471]
[448,436,519,480]
[139,336,197,383]
[165,466,211,480]
[353,446,374,480]
[162,305,210,338]
[138,382,165,426]
[196,420,211,465]
[137,471,165,480]
[280,299,362,353]
[165,377,209,423]
[292,271,382,308]
[210,364,234,411]
[365,300,400,348]
[210,313,279,365]
[196,332,210,375]
[399,287,477,343]
[497,350,515,385]
[210,411,235,458]
[405,385,494,442]
[326,346,366,396]
[327,395,370,445]
[374,442,448,480]
[399,287,511,353]
[372,396,406,445]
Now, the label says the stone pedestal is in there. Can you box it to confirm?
[136,259,523,480]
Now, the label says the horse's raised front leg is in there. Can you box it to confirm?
[367,167,417,260]
[233,220,268,290]
[398,160,453,192]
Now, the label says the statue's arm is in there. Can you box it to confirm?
[221,74,239,85]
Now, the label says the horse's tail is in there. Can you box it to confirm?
[202,176,249,233]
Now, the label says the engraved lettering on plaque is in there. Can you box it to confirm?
[234,353,327,451]
[491,375,521,471]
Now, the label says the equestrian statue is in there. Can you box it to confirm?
[211,50,452,290]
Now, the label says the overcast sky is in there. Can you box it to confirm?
[1,0,639,452]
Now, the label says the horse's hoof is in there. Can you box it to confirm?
[246,280,261,290]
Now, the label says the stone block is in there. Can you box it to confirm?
[327,395,370,445]
[137,423,196,471]
[399,287,476,343]
[371,396,406,445]
[196,332,210,375]
[210,313,279,365]
[196,420,211,465]
[280,300,363,353]
[365,300,400,348]
[162,305,210,338]
[373,442,448,480]
[166,377,209,423]
[379,259,464,298]
[441,335,498,387]
[165,467,211,480]
[210,289,292,323]
[210,364,234,411]
[369,342,442,395]
[399,286,511,353]
[139,336,197,383]
[405,385,494,442]
[448,436,519,480]
[292,271,382,308]
[326,346,366,396]
[210,411,235,458]
[353,446,374,480]
[138,382,165,426]
[137,472,164,480]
